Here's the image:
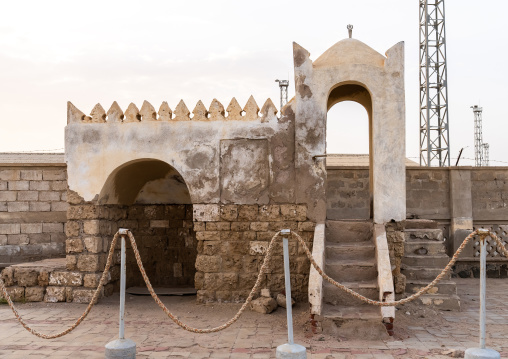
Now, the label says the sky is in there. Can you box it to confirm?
[0,0,506,166]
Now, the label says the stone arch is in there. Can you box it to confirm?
[326,82,374,219]
[98,158,192,205]
[99,158,197,291]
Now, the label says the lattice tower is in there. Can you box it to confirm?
[472,105,484,166]
[483,143,489,166]
[275,79,289,110]
[419,0,451,166]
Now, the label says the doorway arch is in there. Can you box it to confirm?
[326,83,373,220]
[99,158,197,290]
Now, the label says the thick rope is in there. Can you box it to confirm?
[0,228,506,337]
[126,230,281,333]
[291,228,508,306]
[0,232,120,339]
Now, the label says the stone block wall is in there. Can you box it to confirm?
[405,169,450,220]
[64,199,196,302]
[121,204,196,288]
[471,169,508,221]
[192,204,314,303]
[326,168,370,220]
[0,165,68,268]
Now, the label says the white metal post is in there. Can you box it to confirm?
[119,233,126,340]
[479,235,487,349]
[105,228,136,359]
[276,229,307,359]
[465,229,500,359]
[282,229,294,345]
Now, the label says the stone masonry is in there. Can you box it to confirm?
[193,204,314,303]
[0,164,67,270]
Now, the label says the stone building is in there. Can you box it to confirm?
[1,35,507,337]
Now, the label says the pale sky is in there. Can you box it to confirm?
[0,0,506,166]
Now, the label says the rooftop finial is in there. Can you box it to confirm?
[347,24,353,38]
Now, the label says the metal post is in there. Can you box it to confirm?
[105,229,136,359]
[479,235,487,349]
[276,229,307,359]
[119,233,126,340]
[465,230,500,359]
[283,231,294,345]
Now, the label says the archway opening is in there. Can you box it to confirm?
[326,84,373,220]
[100,159,196,291]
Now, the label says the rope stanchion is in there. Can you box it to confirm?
[0,232,121,339]
[0,226,506,338]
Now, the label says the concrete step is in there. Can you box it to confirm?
[405,280,457,296]
[320,304,388,339]
[405,240,446,256]
[325,259,377,282]
[325,242,375,261]
[323,280,378,306]
[402,255,450,268]
[404,229,443,242]
[404,219,438,230]
[413,294,461,311]
[401,265,451,280]
[325,220,373,243]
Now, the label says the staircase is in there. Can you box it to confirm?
[401,220,460,311]
[319,220,389,339]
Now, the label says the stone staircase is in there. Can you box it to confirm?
[319,220,389,339]
[401,220,460,311]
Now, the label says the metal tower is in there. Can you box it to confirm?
[483,143,489,166]
[275,79,289,110]
[472,105,484,166]
[419,0,451,167]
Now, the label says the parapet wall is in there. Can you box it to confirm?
[0,157,67,269]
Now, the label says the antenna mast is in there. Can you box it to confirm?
[419,0,451,166]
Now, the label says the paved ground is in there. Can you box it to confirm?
[0,278,507,358]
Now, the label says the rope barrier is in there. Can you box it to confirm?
[291,228,508,307]
[0,227,506,337]
[0,232,120,339]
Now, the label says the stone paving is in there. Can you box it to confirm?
[0,278,507,358]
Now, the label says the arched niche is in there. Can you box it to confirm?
[99,158,196,291]
[99,159,191,205]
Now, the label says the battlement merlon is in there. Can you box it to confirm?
[67,97,279,124]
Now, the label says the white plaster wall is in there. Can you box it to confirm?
[65,116,290,204]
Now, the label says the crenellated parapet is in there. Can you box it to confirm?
[67,97,279,124]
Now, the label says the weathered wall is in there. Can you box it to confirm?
[121,204,196,288]
[326,167,370,220]
[193,204,314,302]
[65,98,295,207]
[471,169,508,221]
[405,168,450,220]
[0,165,67,268]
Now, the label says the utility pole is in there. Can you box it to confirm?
[419,0,451,167]
[275,79,289,110]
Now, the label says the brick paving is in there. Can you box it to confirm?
[0,278,507,358]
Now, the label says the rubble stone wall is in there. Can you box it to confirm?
[0,165,68,268]
[192,204,314,303]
